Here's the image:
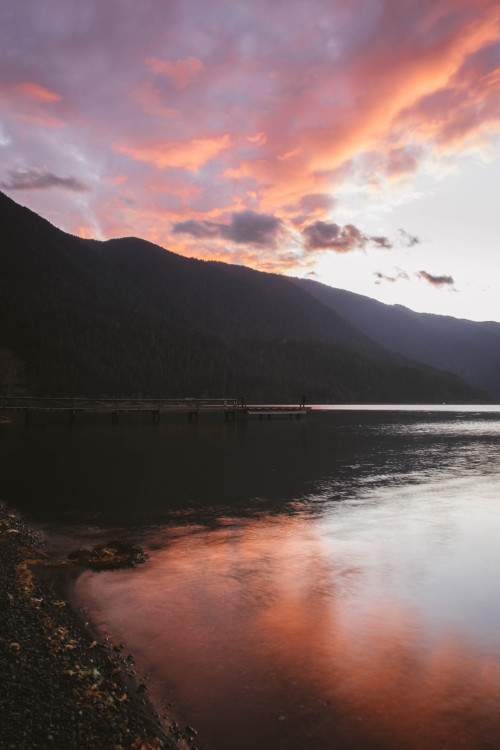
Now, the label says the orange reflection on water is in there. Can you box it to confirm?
[76,515,500,749]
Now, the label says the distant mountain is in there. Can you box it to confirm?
[294,279,500,400]
[0,190,488,403]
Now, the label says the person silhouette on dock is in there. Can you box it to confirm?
[300,394,306,407]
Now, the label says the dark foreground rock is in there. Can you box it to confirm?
[0,507,184,750]
[67,540,148,570]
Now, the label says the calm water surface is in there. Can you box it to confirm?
[2,407,500,748]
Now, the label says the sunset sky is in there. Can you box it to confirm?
[1,0,499,321]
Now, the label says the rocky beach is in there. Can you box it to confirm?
[0,506,191,750]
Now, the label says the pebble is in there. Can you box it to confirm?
[0,507,182,750]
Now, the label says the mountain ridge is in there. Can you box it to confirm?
[0,190,490,403]
[294,278,500,400]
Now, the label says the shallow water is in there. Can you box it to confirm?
[3,407,500,748]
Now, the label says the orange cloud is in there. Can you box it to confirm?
[220,2,500,218]
[223,154,331,210]
[73,222,96,239]
[4,0,500,285]
[166,233,312,274]
[396,47,500,150]
[113,134,231,172]
[305,5,500,171]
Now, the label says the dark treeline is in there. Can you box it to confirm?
[0,191,488,403]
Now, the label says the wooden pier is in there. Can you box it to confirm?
[0,397,309,423]
[245,405,309,419]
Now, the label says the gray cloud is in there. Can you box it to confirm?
[298,193,337,213]
[371,236,393,249]
[0,168,89,192]
[172,210,283,246]
[399,229,420,247]
[226,211,282,245]
[417,270,454,287]
[303,221,392,252]
[303,221,365,251]
[374,270,410,284]
[290,194,339,228]
[171,218,221,239]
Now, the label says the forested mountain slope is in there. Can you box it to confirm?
[295,279,500,400]
[0,191,487,403]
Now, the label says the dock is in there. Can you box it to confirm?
[244,405,309,419]
[0,397,309,423]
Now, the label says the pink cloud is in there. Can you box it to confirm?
[298,194,337,214]
[107,174,128,185]
[145,56,205,88]
[287,193,338,227]
[130,81,180,118]
[1,0,500,279]
[386,148,420,177]
[247,132,267,145]
[16,82,62,102]
[0,80,65,128]
[392,39,500,152]
[219,1,500,210]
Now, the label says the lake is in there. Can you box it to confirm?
[2,406,500,748]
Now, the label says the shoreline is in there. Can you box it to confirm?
[0,506,192,750]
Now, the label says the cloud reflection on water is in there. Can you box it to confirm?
[77,492,500,749]
[5,409,500,747]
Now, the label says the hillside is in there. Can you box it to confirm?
[295,279,500,401]
[0,191,488,403]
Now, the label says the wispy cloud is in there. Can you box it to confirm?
[374,270,410,285]
[398,229,420,248]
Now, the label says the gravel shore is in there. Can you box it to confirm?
[0,506,189,750]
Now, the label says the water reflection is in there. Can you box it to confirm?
[2,410,500,527]
[77,499,500,750]
[4,409,500,747]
